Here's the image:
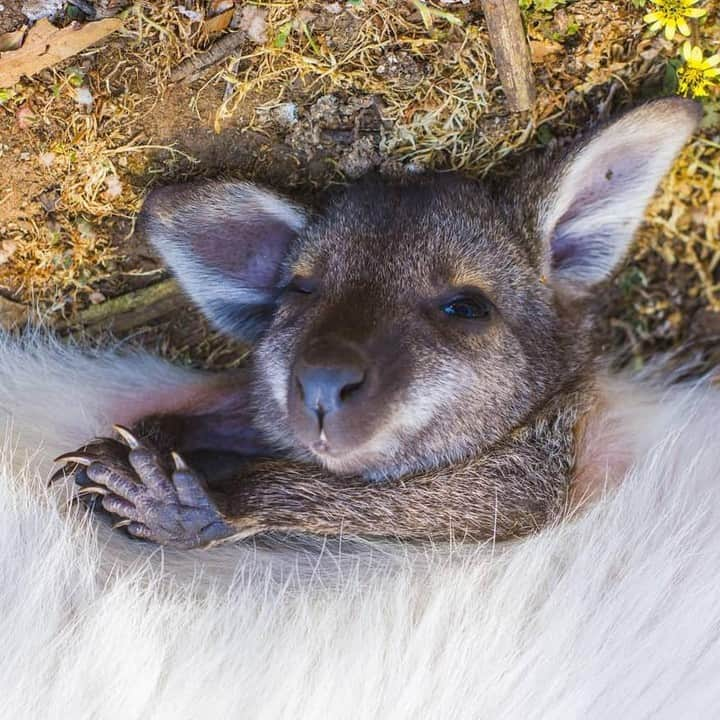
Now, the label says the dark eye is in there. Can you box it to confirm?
[286,276,317,295]
[440,295,492,320]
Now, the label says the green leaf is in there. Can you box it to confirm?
[535,0,568,12]
[66,67,85,87]
[301,22,321,55]
[273,21,293,49]
[700,100,720,130]
[618,266,648,295]
[565,21,580,36]
[536,124,554,145]
[662,58,680,95]
[519,0,569,13]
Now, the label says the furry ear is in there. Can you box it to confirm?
[541,98,701,292]
[138,180,307,338]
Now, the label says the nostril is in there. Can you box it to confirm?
[339,374,365,402]
[294,360,367,418]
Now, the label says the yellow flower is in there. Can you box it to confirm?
[677,41,720,97]
[644,0,706,40]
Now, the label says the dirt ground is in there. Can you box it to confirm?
[0,0,718,369]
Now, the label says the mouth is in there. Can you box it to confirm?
[310,430,332,455]
[297,424,369,473]
[289,402,360,460]
[298,422,398,478]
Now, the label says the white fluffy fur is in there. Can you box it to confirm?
[0,333,719,718]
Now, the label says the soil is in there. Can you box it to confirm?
[0,1,26,34]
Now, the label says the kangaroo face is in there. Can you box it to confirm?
[139,99,701,479]
[252,179,575,478]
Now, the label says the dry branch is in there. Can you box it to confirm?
[71,280,182,334]
[479,0,536,112]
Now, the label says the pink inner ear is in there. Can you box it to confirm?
[550,230,586,271]
[188,218,297,288]
[548,158,648,284]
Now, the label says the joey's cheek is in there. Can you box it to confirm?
[253,334,300,410]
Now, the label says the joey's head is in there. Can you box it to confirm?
[140,98,700,479]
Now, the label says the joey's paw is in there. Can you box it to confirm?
[55,427,235,549]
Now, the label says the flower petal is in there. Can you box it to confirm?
[682,40,693,61]
[650,20,664,32]
[664,20,677,40]
[677,17,691,35]
[644,11,661,22]
[706,54,720,67]
[681,0,701,6]
[691,46,703,64]
[684,8,707,17]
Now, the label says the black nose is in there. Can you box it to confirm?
[294,346,367,421]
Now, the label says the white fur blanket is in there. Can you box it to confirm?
[0,336,719,719]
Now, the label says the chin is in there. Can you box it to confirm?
[287,413,426,479]
[309,437,417,480]
[297,435,388,477]
[310,448,378,477]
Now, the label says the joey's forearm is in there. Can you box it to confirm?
[214,393,584,542]
[217,431,575,542]
[59,388,586,548]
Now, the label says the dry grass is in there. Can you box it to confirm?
[0,16,197,310]
[210,0,653,170]
[641,136,720,309]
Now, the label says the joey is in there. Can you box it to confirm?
[55,98,702,549]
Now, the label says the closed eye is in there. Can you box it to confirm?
[286,276,317,295]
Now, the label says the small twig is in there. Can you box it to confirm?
[66,280,183,335]
[479,0,536,112]
[67,0,97,17]
[596,80,621,122]
[170,32,247,84]
[103,143,199,164]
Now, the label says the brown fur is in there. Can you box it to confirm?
[59,98,702,547]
